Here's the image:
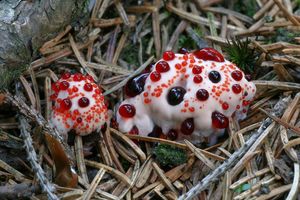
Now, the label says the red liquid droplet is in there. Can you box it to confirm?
[211,111,229,129]
[73,73,83,81]
[84,83,93,92]
[50,93,58,100]
[192,65,202,74]
[86,75,94,82]
[167,129,178,140]
[59,81,70,90]
[61,72,71,79]
[193,75,203,83]
[76,117,82,123]
[231,70,243,81]
[232,84,242,94]
[209,70,221,83]
[156,61,170,73]
[193,48,225,62]
[163,51,175,61]
[222,102,229,110]
[245,74,252,81]
[51,83,60,93]
[150,71,161,82]
[119,104,136,118]
[60,98,72,111]
[129,126,139,135]
[181,118,194,135]
[196,89,209,101]
[179,47,189,54]
[78,97,90,107]
[125,73,149,97]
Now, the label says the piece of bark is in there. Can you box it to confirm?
[0,182,40,200]
[0,0,90,90]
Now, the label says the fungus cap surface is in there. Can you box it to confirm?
[51,73,108,136]
[117,49,256,141]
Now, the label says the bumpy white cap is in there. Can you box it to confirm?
[50,73,108,136]
[117,48,256,141]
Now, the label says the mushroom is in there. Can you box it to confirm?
[50,72,108,136]
[116,48,256,142]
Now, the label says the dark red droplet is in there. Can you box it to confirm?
[119,104,136,118]
[193,48,225,62]
[179,47,189,54]
[231,70,243,81]
[144,63,155,73]
[129,126,139,135]
[181,118,194,135]
[156,61,170,73]
[232,84,242,94]
[150,71,161,82]
[167,129,178,140]
[222,102,229,110]
[211,111,229,129]
[148,126,162,137]
[245,74,252,81]
[84,83,93,92]
[193,75,203,84]
[59,81,70,90]
[192,65,202,74]
[196,89,209,101]
[167,87,186,106]
[60,98,72,111]
[163,51,175,61]
[61,72,71,79]
[86,75,95,82]
[78,97,90,107]
[51,83,60,93]
[125,73,149,97]
[76,117,82,123]
[50,93,58,100]
[73,73,83,81]
[209,71,221,83]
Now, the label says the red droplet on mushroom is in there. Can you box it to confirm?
[84,83,93,92]
[167,129,178,140]
[211,111,229,129]
[179,47,189,54]
[73,73,83,81]
[181,118,194,135]
[61,72,71,79]
[232,84,242,94]
[50,93,58,100]
[196,89,209,101]
[51,83,60,93]
[231,70,243,81]
[78,97,90,107]
[125,73,149,97]
[167,87,186,105]
[193,48,225,62]
[60,98,72,111]
[150,71,161,82]
[148,126,162,137]
[222,102,229,110]
[86,75,94,82]
[59,81,70,90]
[192,65,202,74]
[209,71,221,83]
[245,74,252,81]
[76,117,82,123]
[119,104,136,118]
[193,75,203,83]
[144,63,155,73]
[129,126,139,135]
[156,61,170,73]
[163,51,175,61]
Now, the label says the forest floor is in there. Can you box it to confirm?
[1,0,300,199]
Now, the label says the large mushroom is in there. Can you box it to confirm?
[116,48,256,142]
[50,72,108,136]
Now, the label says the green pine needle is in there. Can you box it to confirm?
[224,38,256,73]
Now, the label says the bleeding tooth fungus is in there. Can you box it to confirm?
[117,48,256,143]
[51,73,108,136]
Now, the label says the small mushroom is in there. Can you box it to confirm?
[117,48,256,141]
[50,72,108,136]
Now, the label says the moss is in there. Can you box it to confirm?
[270,28,300,43]
[233,0,258,17]
[153,144,187,169]
[0,65,28,91]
